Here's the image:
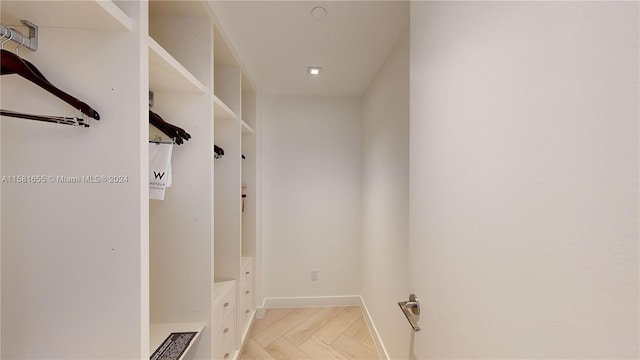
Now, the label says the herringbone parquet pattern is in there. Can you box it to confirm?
[239,306,380,360]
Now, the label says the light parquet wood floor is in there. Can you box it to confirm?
[239,306,380,360]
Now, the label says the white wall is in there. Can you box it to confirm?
[361,30,410,359]
[261,95,362,300]
[410,1,639,358]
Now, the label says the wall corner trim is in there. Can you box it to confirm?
[359,296,391,360]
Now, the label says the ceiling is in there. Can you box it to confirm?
[209,1,409,96]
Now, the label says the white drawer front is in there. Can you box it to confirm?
[240,287,253,308]
[241,306,253,328]
[241,258,253,283]
[213,311,236,360]
[213,282,236,334]
[241,267,252,283]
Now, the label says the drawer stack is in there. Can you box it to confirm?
[213,281,236,360]
[239,257,254,333]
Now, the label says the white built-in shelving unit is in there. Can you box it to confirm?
[147,0,259,358]
[0,0,259,358]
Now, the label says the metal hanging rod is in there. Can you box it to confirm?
[0,20,38,51]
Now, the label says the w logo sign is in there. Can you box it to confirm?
[154,172,165,180]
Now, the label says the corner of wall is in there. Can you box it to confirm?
[358,296,390,360]
[360,22,410,360]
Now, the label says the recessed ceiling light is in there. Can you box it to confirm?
[311,6,327,20]
[308,67,321,75]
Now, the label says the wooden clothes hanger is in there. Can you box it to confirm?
[0,109,88,127]
[1,49,100,120]
[0,49,50,83]
[149,110,191,145]
[0,27,100,121]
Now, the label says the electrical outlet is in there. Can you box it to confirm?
[311,268,319,281]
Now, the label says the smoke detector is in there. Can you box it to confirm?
[311,6,327,20]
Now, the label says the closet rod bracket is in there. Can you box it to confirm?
[0,20,38,51]
[21,20,38,51]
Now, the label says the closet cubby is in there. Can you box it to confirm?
[242,72,257,131]
[148,37,206,93]
[213,24,242,286]
[215,96,236,122]
[148,3,214,360]
[214,109,242,283]
[1,1,146,359]
[214,27,241,116]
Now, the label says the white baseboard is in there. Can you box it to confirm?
[256,295,389,360]
[358,296,390,360]
[231,349,240,360]
[262,295,362,308]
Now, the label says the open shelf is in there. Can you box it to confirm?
[149,36,206,93]
[241,120,254,134]
[150,0,210,18]
[241,72,257,129]
[0,0,132,31]
[214,95,236,122]
[214,25,241,115]
[150,323,205,359]
[213,25,239,67]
